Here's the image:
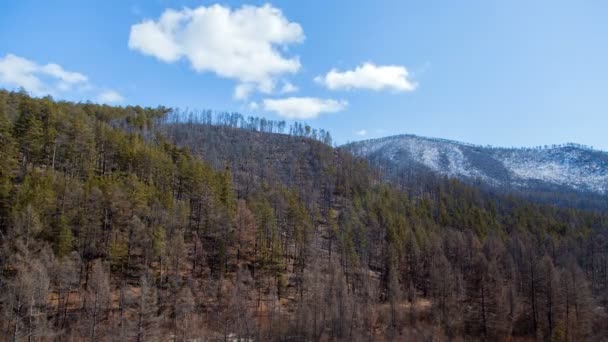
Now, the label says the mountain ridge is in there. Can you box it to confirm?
[344,133,608,198]
[350,133,605,153]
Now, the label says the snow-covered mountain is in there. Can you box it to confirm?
[344,134,608,196]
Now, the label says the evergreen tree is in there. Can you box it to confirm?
[14,96,44,171]
[56,215,75,258]
[0,98,17,232]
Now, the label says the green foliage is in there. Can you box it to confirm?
[14,96,44,162]
[109,234,129,270]
[56,216,75,258]
[287,190,311,246]
[216,166,236,216]
[0,101,16,229]
[151,226,166,258]
[253,197,282,268]
[14,174,56,219]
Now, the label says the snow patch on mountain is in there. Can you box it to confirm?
[345,135,608,195]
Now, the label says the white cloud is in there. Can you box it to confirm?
[129,4,304,99]
[0,54,88,96]
[0,54,123,104]
[355,129,367,136]
[280,81,298,94]
[41,63,88,84]
[315,62,417,92]
[263,97,347,119]
[234,83,255,100]
[97,90,124,104]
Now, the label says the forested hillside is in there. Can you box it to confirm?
[1,90,607,341]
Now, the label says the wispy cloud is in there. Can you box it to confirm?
[0,53,123,103]
[263,97,347,119]
[0,54,88,96]
[355,129,368,136]
[97,90,124,104]
[280,82,298,94]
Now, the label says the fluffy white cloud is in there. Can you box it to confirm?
[129,4,304,99]
[263,97,347,119]
[315,62,417,92]
[355,129,368,136]
[97,90,124,104]
[0,54,88,96]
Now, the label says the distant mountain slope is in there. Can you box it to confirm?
[345,134,608,203]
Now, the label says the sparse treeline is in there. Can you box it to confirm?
[0,90,607,341]
[162,108,333,146]
[352,134,599,152]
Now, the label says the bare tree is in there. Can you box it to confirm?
[86,259,110,341]
[136,274,160,342]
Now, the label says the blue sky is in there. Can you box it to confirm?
[1,0,607,149]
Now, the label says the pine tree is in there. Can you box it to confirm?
[216,166,236,216]
[56,216,75,258]
[14,96,43,171]
[0,101,16,230]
